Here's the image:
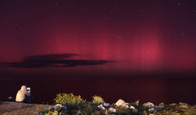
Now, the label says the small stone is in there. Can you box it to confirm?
[169,103,177,106]
[130,106,138,113]
[179,104,188,109]
[135,100,139,105]
[97,104,105,110]
[159,102,164,106]
[103,102,110,108]
[108,107,116,113]
[148,108,157,112]
[121,103,129,109]
[130,106,135,110]
[132,108,138,113]
[179,102,187,105]
[62,106,67,110]
[115,99,125,107]
[8,96,13,100]
[156,103,164,110]
[156,105,164,109]
[53,104,63,109]
[143,102,155,109]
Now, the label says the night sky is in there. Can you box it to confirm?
[1,0,196,77]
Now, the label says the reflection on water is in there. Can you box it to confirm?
[0,77,196,105]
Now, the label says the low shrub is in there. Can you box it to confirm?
[54,93,85,107]
[92,96,104,104]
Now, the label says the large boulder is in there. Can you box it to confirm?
[115,99,125,107]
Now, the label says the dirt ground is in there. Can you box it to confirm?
[0,101,51,115]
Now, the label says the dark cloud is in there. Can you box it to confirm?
[0,54,111,68]
[24,54,78,61]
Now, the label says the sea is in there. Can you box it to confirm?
[1,76,196,105]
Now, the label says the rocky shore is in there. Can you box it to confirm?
[1,99,196,115]
[39,98,196,115]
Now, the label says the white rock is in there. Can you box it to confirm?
[179,102,187,105]
[108,107,116,113]
[97,104,105,110]
[115,99,125,107]
[129,106,135,110]
[103,102,110,108]
[159,102,164,106]
[148,108,157,112]
[143,102,155,109]
[179,104,188,109]
[121,103,129,109]
[54,104,63,109]
[170,103,177,106]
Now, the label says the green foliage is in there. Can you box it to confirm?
[45,110,58,115]
[39,93,196,115]
[92,95,104,104]
[54,93,85,107]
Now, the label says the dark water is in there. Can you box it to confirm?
[0,77,196,105]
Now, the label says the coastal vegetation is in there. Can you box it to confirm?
[37,93,196,115]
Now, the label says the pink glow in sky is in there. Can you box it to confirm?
[0,0,196,76]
